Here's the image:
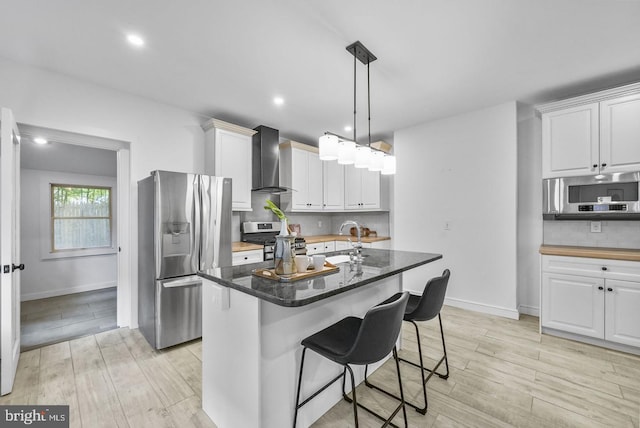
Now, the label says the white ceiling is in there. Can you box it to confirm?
[1,0,639,144]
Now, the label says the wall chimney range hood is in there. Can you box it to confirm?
[252,125,290,193]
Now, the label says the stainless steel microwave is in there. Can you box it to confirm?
[543,172,640,220]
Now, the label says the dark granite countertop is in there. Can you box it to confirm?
[198,248,442,307]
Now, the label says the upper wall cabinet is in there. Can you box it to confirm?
[538,83,640,178]
[344,165,380,210]
[279,141,323,212]
[323,160,344,211]
[202,118,257,211]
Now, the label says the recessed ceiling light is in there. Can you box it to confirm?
[273,97,284,106]
[33,137,48,145]
[344,125,352,132]
[126,34,145,47]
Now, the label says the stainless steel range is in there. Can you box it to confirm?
[241,221,306,261]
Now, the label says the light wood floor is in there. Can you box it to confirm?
[21,288,117,351]
[2,305,639,427]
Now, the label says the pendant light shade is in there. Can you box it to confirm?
[354,145,371,168]
[337,140,356,165]
[369,150,385,171]
[319,134,339,160]
[381,154,396,175]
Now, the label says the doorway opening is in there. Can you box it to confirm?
[18,124,130,350]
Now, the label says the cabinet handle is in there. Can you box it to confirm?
[602,266,608,271]
[598,286,604,290]
[601,163,607,168]
[592,164,598,169]
[607,287,613,292]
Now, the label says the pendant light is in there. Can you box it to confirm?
[319,41,395,174]
[319,134,339,160]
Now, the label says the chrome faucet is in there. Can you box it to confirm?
[339,220,363,262]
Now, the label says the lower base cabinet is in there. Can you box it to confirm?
[232,249,263,266]
[541,255,640,349]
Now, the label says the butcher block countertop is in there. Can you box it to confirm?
[232,242,263,252]
[303,234,391,244]
[540,245,640,262]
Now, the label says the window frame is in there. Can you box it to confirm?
[50,183,113,253]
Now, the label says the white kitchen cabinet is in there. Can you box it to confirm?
[232,249,263,266]
[538,82,640,178]
[541,103,599,178]
[541,272,604,339]
[541,255,640,349]
[306,242,325,255]
[323,241,336,253]
[600,93,640,174]
[370,240,391,250]
[323,161,344,211]
[604,279,640,348]
[335,240,352,251]
[279,141,323,212]
[344,165,380,210]
[202,118,256,211]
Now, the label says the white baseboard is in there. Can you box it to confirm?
[518,304,539,317]
[444,297,520,320]
[21,281,117,302]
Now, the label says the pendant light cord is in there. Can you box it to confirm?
[367,61,371,146]
[353,53,357,143]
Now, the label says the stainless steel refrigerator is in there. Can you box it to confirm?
[138,170,232,349]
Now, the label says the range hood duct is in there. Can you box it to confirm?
[251,125,290,193]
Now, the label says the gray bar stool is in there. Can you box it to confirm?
[293,292,410,428]
[365,269,450,414]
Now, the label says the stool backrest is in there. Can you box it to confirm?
[410,269,450,322]
[343,292,409,365]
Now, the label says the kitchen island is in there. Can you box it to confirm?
[199,248,442,428]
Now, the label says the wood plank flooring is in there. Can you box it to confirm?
[21,288,117,351]
[2,305,638,427]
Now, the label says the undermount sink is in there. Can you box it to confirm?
[326,255,351,264]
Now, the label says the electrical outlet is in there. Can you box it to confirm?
[318,220,322,228]
[444,221,452,231]
[590,221,602,233]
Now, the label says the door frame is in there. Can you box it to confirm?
[18,124,132,327]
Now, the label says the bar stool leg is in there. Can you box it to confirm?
[341,366,359,427]
[293,347,308,428]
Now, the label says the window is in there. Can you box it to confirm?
[51,184,112,252]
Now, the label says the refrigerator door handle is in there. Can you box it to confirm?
[161,276,202,288]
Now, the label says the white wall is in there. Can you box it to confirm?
[517,105,542,316]
[20,169,117,301]
[0,57,207,326]
[393,102,519,319]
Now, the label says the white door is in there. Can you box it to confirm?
[306,152,323,210]
[600,93,640,174]
[0,107,22,395]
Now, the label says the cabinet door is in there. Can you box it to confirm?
[541,272,604,339]
[290,148,310,210]
[323,161,344,211]
[542,103,599,178]
[335,240,352,251]
[215,129,252,211]
[360,169,380,209]
[344,165,362,209]
[306,243,324,255]
[232,250,263,266]
[605,279,640,347]
[307,152,323,210]
[323,241,336,252]
[600,94,640,174]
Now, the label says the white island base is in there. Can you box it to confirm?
[201,275,402,428]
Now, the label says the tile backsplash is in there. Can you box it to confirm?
[230,193,391,242]
[543,220,640,249]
